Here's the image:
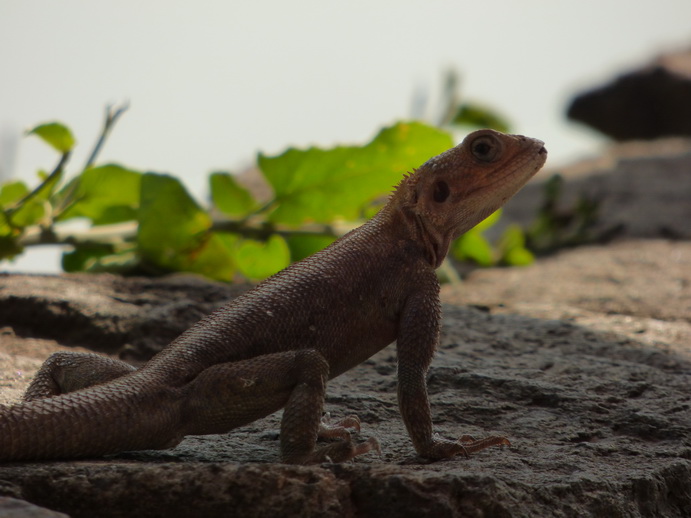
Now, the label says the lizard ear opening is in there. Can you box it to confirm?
[433,180,450,203]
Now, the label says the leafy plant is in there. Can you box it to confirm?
[451,209,534,267]
[526,174,603,254]
[1,103,531,282]
[415,69,512,134]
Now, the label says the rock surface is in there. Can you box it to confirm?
[567,46,691,140]
[496,137,691,242]
[1,143,690,516]
[0,273,246,362]
[0,237,689,517]
[0,497,68,518]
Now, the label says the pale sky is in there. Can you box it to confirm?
[1,0,690,272]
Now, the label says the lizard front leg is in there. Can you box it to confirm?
[397,290,509,460]
[179,349,377,464]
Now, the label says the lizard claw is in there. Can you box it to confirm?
[318,414,361,441]
[425,433,511,459]
[353,437,381,458]
[457,434,511,455]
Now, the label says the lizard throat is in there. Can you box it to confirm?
[414,214,451,269]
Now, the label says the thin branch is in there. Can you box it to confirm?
[5,151,71,219]
[83,102,130,170]
[237,199,278,224]
[52,102,130,219]
[210,219,341,241]
[437,69,461,127]
[18,221,138,248]
[17,218,355,249]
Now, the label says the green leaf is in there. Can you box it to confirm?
[210,172,258,217]
[498,223,526,252]
[27,122,76,153]
[451,103,511,133]
[472,208,502,232]
[0,180,46,227]
[0,234,23,260]
[34,169,63,201]
[62,243,118,272]
[236,234,290,280]
[137,173,235,281]
[498,224,534,266]
[258,122,454,225]
[10,200,45,228]
[0,181,30,207]
[58,164,142,224]
[286,233,336,262]
[452,231,495,266]
[503,246,534,266]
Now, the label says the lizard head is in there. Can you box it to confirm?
[393,129,547,268]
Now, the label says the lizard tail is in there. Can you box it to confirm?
[0,378,182,461]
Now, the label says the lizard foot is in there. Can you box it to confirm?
[308,436,381,463]
[318,413,361,441]
[457,434,511,456]
[422,433,511,460]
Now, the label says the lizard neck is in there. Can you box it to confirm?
[377,197,448,269]
[411,212,454,268]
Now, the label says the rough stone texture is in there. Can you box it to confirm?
[443,239,691,324]
[0,238,689,516]
[567,46,691,140]
[497,137,691,242]
[0,497,68,518]
[0,273,246,362]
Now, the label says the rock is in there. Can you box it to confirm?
[0,273,247,361]
[567,46,691,140]
[497,137,691,242]
[0,497,68,518]
[443,239,691,324]
[0,240,689,517]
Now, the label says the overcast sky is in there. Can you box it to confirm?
[1,0,690,272]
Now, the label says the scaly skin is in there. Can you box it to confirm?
[0,129,547,463]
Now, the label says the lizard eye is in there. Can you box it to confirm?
[470,135,502,162]
[433,180,450,203]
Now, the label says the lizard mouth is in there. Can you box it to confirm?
[464,143,547,199]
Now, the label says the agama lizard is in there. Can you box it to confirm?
[0,129,547,464]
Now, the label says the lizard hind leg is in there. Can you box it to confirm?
[280,351,378,464]
[23,351,137,402]
[178,349,377,464]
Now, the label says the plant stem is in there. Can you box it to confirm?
[17,217,353,249]
[5,151,70,219]
[83,102,130,170]
[53,102,130,218]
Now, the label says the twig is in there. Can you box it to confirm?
[211,219,342,241]
[5,151,70,219]
[17,217,355,249]
[18,221,138,247]
[83,102,130,170]
[53,102,130,218]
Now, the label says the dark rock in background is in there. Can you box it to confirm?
[567,47,691,140]
[497,138,691,243]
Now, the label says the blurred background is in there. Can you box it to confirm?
[1,0,690,272]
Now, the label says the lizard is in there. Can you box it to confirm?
[0,129,547,464]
